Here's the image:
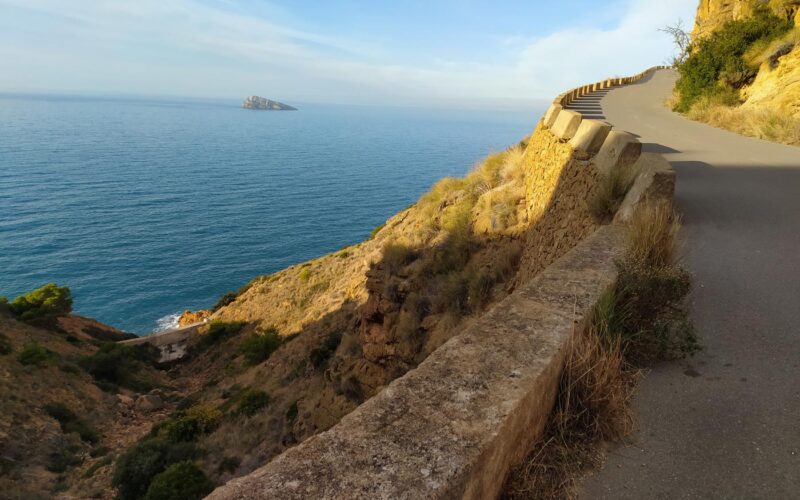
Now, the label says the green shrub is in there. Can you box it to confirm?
[112,438,198,500]
[9,283,72,322]
[239,327,282,365]
[211,292,237,312]
[151,403,221,443]
[236,389,269,417]
[0,333,12,355]
[467,268,496,311]
[47,442,82,473]
[143,461,214,500]
[83,456,112,478]
[217,456,240,474]
[383,243,415,274]
[309,332,342,368]
[45,403,99,444]
[17,342,51,366]
[80,342,158,391]
[199,321,245,348]
[675,9,791,111]
[285,401,298,422]
[433,272,470,314]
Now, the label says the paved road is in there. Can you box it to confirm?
[576,70,800,498]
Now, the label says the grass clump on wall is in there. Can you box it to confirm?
[504,202,698,499]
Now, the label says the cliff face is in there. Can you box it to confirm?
[692,0,800,119]
[692,0,799,40]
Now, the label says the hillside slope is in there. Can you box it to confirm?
[680,0,800,143]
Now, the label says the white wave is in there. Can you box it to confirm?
[153,312,182,333]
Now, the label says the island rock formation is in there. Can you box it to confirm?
[242,96,297,110]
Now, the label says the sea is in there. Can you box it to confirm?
[0,94,542,334]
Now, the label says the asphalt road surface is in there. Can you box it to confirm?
[575,70,800,499]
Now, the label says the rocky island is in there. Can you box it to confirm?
[241,96,297,110]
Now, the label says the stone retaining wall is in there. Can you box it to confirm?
[206,68,674,500]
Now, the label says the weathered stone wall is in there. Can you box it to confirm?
[514,123,599,285]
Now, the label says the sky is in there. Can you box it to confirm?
[0,0,698,108]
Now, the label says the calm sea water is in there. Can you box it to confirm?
[0,94,541,334]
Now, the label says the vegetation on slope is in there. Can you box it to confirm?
[671,6,800,144]
[0,293,173,499]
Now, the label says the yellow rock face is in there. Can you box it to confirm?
[692,0,761,40]
[692,0,800,40]
[742,44,800,116]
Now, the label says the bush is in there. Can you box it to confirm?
[112,438,198,500]
[47,442,82,473]
[9,283,72,322]
[675,9,791,112]
[309,332,342,368]
[199,321,245,348]
[45,403,99,444]
[217,456,240,474]
[382,243,415,274]
[239,327,281,365]
[0,333,12,355]
[143,461,214,500]
[285,401,298,422]
[236,389,269,417]
[211,292,237,312]
[80,342,158,391]
[17,342,51,366]
[467,267,496,311]
[151,403,221,443]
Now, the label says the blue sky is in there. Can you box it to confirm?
[0,0,697,107]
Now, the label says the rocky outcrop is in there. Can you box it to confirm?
[178,309,210,326]
[692,0,799,40]
[742,42,800,116]
[242,96,297,110]
[692,1,800,119]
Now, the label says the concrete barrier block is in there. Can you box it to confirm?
[543,103,563,128]
[615,153,675,223]
[569,119,613,157]
[594,130,642,175]
[551,109,582,141]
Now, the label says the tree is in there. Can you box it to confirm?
[9,283,72,322]
[660,20,692,66]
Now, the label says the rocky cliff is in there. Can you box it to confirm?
[242,96,297,110]
[692,0,800,40]
[689,0,800,124]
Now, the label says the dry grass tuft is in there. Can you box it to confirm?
[588,162,637,223]
[625,201,681,269]
[504,202,697,499]
[686,98,800,146]
[503,323,636,499]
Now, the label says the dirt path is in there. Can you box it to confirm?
[577,70,800,498]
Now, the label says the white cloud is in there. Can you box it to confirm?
[0,0,697,107]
